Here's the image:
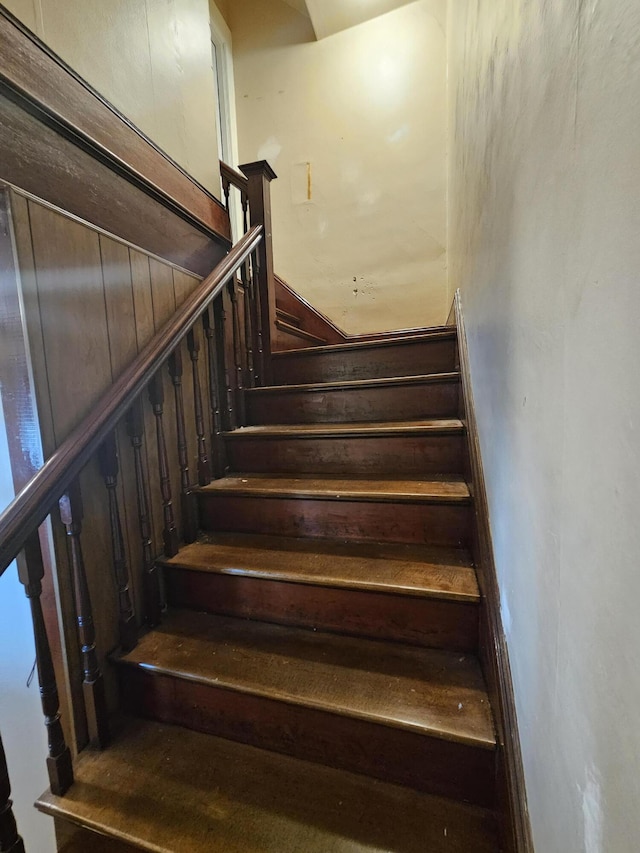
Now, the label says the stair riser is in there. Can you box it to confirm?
[224,434,465,476]
[198,494,470,547]
[273,338,457,384]
[120,668,496,808]
[246,381,459,424]
[164,569,479,651]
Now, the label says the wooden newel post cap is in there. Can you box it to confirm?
[239,160,278,182]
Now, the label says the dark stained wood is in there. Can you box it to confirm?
[202,307,227,477]
[0,731,25,853]
[17,532,74,796]
[223,421,465,476]
[187,327,211,486]
[148,373,179,557]
[275,306,302,327]
[119,610,494,747]
[98,433,137,652]
[126,400,162,627]
[275,274,347,344]
[246,372,460,424]
[273,318,327,351]
[168,347,198,544]
[161,533,478,601]
[37,717,500,853]
[0,226,261,577]
[199,494,470,546]
[240,161,278,383]
[0,93,227,276]
[166,570,479,651]
[272,331,458,384]
[454,291,534,853]
[0,10,230,241]
[58,483,110,749]
[57,824,141,853]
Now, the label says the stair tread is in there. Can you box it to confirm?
[160,533,479,602]
[272,327,457,357]
[224,419,464,438]
[201,474,471,503]
[118,610,494,748]
[37,716,499,853]
[247,371,461,394]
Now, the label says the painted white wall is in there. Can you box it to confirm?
[447,1,640,851]
[228,0,448,334]
[0,404,55,853]
[4,0,223,196]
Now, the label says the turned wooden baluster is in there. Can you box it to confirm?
[202,307,227,477]
[186,327,211,486]
[240,254,255,389]
[18,532,74,796]
[0,732,25,853]
[148,372,179,557]
[250,247,265,386]
[219,287,237,431]
[98,432,137,653]
[222,174,231,211]
[59,482,110,749]
[126,399,162,626]
[228,280,246,426]
[168,346,198,543]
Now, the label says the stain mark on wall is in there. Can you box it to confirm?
[307,162,312,200]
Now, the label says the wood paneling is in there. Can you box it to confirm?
[4,186,206,731]
[0,8,230,243]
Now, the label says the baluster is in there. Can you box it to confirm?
[126,399,162,627]
[241,191,249,235]
[202,307,227,478]
[148,372,179,557]
[240,255,255,388]
[0,732,25,853]
[186,327,211,486]
[220,286,237,431]
[59,482,110,749]
[228,281,246,426]
[222,175,231,211]
[168,347,198,543]
[17,532,74,796]
[251,247,265,385]
[98,433,137,653]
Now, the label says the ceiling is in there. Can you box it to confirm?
[283,0,422,40]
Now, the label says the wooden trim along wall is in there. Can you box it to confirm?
[0,5,231,277]
[453,289,534,853]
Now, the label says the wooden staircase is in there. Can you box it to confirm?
[37,328,502,852]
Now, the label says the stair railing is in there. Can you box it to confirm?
[0,217,263,847]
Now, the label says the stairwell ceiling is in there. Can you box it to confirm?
[302,0,421,40]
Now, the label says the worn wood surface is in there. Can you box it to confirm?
[161,533,478,601]
[38,717,500,853]
[272,331,457,384]
[246,372,461,424]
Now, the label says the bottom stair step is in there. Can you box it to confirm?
[38,717,500,853]
[116,610,496,806]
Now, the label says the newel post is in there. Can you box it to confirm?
[239,160,277,385]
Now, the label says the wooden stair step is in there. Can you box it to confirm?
[58,826,140,852]
[223,421,465,475]
[224,418,465,437]
[198,475,471,546]
[161,533,478,601]
[37,717,500,853]
[246,371,461,425]
[161,535,480,650]
[200,474,470,504]
[272,329,457,383]
[118,610,494,747]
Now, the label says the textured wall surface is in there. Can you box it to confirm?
[448,2,640,850]
[230,0,448,334]
[4,0,222,196]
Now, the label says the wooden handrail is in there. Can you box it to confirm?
[220,160,249,195]
[0,224,263,577]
